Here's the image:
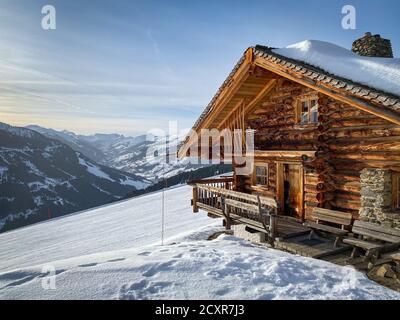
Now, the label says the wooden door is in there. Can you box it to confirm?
[277,162,304,219]
[286,164,302,218]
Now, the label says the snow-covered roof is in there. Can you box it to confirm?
[179,39,400,155]
[272,40,400,97]
[254,41,400,113]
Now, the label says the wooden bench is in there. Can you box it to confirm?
[343,220,400,268]
[303,208,353,248]
[221,194,278,244]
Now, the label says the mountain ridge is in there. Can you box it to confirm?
[0,122,151,232]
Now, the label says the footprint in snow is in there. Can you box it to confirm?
[214,288,231,296]
[119,280,173,300]
[107,258,126,263]
[1,269,66,289]
[142,260,177,278]
[138,251,151,256]
[78,263,98,268]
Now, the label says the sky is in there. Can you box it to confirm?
[0,0,399,136]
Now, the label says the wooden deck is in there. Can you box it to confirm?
[275,234,351,259]
[191,178,310,240]
[190,178,355,259]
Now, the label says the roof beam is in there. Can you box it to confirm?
[178,50,254,158]
[243,79,277,114]
[254,57,400,126]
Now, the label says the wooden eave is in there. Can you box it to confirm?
[178,46,400,158]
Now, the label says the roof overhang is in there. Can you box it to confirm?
[178,47,400,158]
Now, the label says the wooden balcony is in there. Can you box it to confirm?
[189,177,310,243]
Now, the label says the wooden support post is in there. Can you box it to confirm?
[221,196,231,230]
[192,186,199,213]
[269,214,277,242]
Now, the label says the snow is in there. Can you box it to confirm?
[0,166,7,182]
[119,177,149,189]
[78,156,115,182]
[272,40,400,97]
[0,185,398,300]
[0,122,36,138]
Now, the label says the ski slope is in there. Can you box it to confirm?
[0,185,399,300]
[0,185,214,273]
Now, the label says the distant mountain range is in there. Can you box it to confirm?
[27,125,209,183]
[0,123,151,232]
[0,122,231,233]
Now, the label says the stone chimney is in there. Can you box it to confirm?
[352,32,393,58]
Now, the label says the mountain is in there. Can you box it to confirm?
[0,122,151,233]
[27,125,211,183]
[26,125,108,164]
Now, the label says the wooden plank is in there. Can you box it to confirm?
[243,79,277,114]
[217,99,244,130]
[352,226,400,243]
[192,186,199,213]
[304,221,348,236]
[177,54,252,159]
[225,198,260,213]
[255,150,316,158]
[342,238,383,250]
[197,201,271,233]
[313,208,353,226]
[196,203,223,217]
[353,220,400,238]
[276,162,284,214]
[196,184,277,208]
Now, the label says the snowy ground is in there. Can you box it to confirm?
[0,185,399,300]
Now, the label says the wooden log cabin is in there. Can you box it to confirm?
[178,34,400,239]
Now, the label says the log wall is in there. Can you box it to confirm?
[235,79,400,220]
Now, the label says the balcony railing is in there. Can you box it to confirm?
[189,177,281,242]
[188,176,311,242]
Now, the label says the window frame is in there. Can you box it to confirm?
[253,163,269,188]
[296,96,319,125]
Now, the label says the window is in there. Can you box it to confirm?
[254,164,268,187]
[394,173,400,210]
[298,98,319,124]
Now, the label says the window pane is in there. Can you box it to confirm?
[302,101,308,112]
[310,99,318,123]
[311,110,318,123]
[301,112,308,124]
[256,166,266,176]
[255,166,268,186]
[256,176,266,185]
